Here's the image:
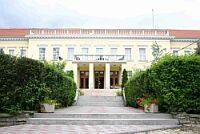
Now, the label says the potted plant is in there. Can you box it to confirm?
[136,97,145,110]
[40,97,57,113]
[141,97,158,113]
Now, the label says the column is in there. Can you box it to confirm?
[73,63,78,86]
[105,63,110,89]
[89,63,94,89]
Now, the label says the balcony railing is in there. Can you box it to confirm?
[74,55,126,62]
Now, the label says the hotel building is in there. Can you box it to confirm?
[0,29,199,91]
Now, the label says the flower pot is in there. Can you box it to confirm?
[144,103,158,113]
[40,103,55,113]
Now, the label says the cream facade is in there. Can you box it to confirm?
[0,29,198,90]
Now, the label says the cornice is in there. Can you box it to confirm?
[171,38,199,42]
[0,37,28,41]
[26,35,174,40]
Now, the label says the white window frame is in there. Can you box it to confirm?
[39,48,46,60]
[172,48,179,56]
[8,48,15,56]
[82,48,89,60]
[125,48,132,60]
[96,48,103,60]
[53,47,60,60]
[20,48,26,57]
[184,48,190,55]
[96,48,103,55]
[67,48,74,61]
[110,48,117,60]
[127,71,132,79]
[139,48,147,61]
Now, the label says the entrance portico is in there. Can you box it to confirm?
[72,54,126,90]
[73,62,124,90]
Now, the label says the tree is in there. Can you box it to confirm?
[152,41,166,63]
[195,40,200,55]
[122,69,128,90]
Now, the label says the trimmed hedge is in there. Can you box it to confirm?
[125,55,200,113]
[44,64,76,107]
[0,53,76,114]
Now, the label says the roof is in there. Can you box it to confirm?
[0,28,200,39]
[170,30,200,39]
[0,29,29,37]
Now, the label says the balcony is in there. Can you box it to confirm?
[73,55,126,62]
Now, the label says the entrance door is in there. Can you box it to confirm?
[110,71,119,89]
[80,71,89,89]
[95,71,104,89]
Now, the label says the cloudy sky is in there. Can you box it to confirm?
[0,0,200,29]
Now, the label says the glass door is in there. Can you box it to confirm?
[95,71,104,89]
[110,71,119,89]
[80,71,89,89]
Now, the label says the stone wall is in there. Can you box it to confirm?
[0,112,33,127]
[171,112,200,125]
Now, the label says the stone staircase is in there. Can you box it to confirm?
[28,96,179,126]
[76,96,124,107]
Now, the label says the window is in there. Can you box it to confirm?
[96,48,103,60]
[9,49,14,56]
[0,48,3,53]
[127,71,132,79]
[110,48,117,60]
[96,48,103,55]
[139,48,146,61]
[20,49,26,57]
[82,48,89,60]
[184,49,190,55]
[39,48,45,60]
[172,49,179,56]
[110,48,117,55]
[125,48,131,60]
[53,47,59,60]
[67,48,74,60]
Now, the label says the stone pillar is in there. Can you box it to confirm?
[89,63,94,89]
[73,63,78,87]
[105,63,110,89]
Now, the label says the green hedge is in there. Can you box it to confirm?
[125,55,200,113]
[125,70,155,107]
[0,53,76,114]
[44,64,76,107]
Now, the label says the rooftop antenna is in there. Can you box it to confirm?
[152,9,155,29]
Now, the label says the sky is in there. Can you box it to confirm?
[0,0,200,29]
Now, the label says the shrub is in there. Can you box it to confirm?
[122,69,128,89]
[0,54,46,113]
[44,63,76,107]
[66,70,74,78]
[150,55,200,113]
[0,53,76,114]
[125,55,200,114]
[124,70,155,107]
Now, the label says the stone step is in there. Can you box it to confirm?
[34,113,172,119]
[76,102,124,107]
[78,96,123,102]
[81,89,120,96]
[28,118,179,125]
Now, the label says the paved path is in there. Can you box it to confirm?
[0,124,179,134]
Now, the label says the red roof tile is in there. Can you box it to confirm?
[0,29,29,37]
[0,28,200,39]
[169,30,200,39]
